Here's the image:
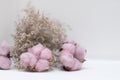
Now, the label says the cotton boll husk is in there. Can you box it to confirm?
[0,41,10,56]
[0,56,11,70]
[35,59,50,72]
[62,43,76,55]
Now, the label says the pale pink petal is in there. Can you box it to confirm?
[71,58,82,71]
[28,53,37,67]
[40,48,52,60]
[74,45,86,62]
[28,43,44,59]
[60,50,73,58]
[20,52,30,68]
[0,41,10,56]
[59,51,75,69]
[20,52,37,68]
[0,56,11,70]
[62,43,76,54]
[35,59,50,72]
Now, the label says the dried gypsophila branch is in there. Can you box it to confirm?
[10,5,67,71]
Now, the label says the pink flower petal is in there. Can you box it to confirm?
[35,59,50,72]
[74,45,86,62]
[40,48,52,60]
[0,56,11,70]
[59,51,75,69]
[20,52,37,68]
[62,43,76,55]
[20,52,31,68]
[71,58,82,71]
[0,41,10,56]
[28,43,44,59]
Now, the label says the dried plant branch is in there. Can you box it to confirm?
[11,6,67,70]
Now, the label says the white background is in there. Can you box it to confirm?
[0,0,120,60]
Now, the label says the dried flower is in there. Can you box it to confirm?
[11,6,67,71]
[59,40,86,71]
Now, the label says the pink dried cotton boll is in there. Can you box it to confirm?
[20,52,37,68]
[0,41,10,56]
[62,43,76,55]
[0,56,11,70]
[28,43,44,59]
[35,59,50,72]
[59,51,75,69]
[40,48,52,60]
[74,45,86,63]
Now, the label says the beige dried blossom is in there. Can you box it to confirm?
[11,6,67,71]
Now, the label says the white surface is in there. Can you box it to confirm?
[0,0,120,60]
[0,60,120,80]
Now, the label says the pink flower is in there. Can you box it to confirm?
[40,48,52,60]
[59,43,86,71]
[0,56,11,70]
[35,59,50,72]
[20,52,37,68]
[28,43,44,59]
[0,41,10,56]
[71,58,82,71]
[74,45,86,62]
[62,43,76,55]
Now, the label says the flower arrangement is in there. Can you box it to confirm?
[11,6,67,71]
[0,5,86,72]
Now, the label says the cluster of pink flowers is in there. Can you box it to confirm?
[59,39,86,71]
[0,41,11,70]
[20,43,53,72]
[0,39,86,72]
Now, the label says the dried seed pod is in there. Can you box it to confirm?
[11,6,67,71]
